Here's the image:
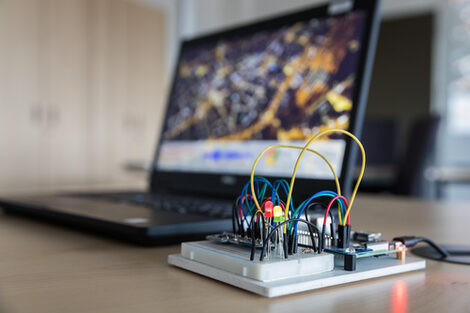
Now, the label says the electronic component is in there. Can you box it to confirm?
[365,240,389,252]
[180,241,334,282]
[206,232,265,248]
[344,253,356,271]
[273,205,283,222]
[353,230,382,242]
[264,201,273,217]
[168,250,425,297]
[392,236,450,258]
[300,212,332,235]
[168,128,427,297]
[337,224,351,248]
[296,229,334,247]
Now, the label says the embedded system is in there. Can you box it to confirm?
[168,129,426,297]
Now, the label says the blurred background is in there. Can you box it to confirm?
[1,0,470,200]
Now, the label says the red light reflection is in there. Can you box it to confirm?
[391,280,408,313]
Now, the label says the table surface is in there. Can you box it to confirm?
[0,194,469,313]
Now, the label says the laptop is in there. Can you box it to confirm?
[0,0,380,245]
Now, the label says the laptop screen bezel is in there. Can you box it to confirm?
[150,0,381,199]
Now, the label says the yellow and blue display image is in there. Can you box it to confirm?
[163,11,366,142]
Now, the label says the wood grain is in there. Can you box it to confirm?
[0,195,469,313]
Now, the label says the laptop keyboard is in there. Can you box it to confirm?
[78,192,233,219]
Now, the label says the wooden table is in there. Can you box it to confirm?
[0,195,469,313]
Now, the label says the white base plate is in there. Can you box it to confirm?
[168,252,425,297]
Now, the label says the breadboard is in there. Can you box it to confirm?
[180,241,334,281]
[168,240,426,297]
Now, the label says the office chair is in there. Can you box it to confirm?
[394,115,440,197]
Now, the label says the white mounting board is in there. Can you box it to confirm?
[168,252,425,297]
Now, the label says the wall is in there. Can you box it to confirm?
[439,0,470,198]
[132,0,179,77]
[177,0,443,37]
[0,0,167,194]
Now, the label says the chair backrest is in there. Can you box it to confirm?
[394,115,440,196]
[360,118,399,166]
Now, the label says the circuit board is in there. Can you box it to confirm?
[168,240,425,297]
[167,128,427,297]
[177,240,334,282]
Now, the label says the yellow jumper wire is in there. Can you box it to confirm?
[249,144,342,221]
[284,128,366,227]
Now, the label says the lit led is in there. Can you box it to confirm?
[273,205,284,222]
[264,201,274,218]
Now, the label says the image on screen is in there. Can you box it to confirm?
[157,11,367,179]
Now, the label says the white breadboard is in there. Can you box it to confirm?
[168,240,426,297]
[180,241,334,281]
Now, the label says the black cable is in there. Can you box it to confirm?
[393,236,449,258]
[260,219,321,261]
[303,202,324,220]
[304,202,336,246]
[303,203,320,248]
[283,233,289,259]
[250,219,256,261]
[290,222,317,253]
[237,198,244,235]
[250,213,266,261]
[287,232,295,255]
[294,234,300,254]
[292,233,298,254]
[412,244,470,265]
[240,201,246,237]
[302,225,320,252]
[232,196,241,235]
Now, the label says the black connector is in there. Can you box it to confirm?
[287,233,295,255]
[330,222,336,247]
[337,224,351,249]
[308,225,317,253]
[393,236,449,258]
[319,224,326,252]
[283,233,289,259]
[344,253,356,271]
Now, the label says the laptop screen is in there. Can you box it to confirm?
[157,7,369,180]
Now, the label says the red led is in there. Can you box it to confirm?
[264,201,274,217]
